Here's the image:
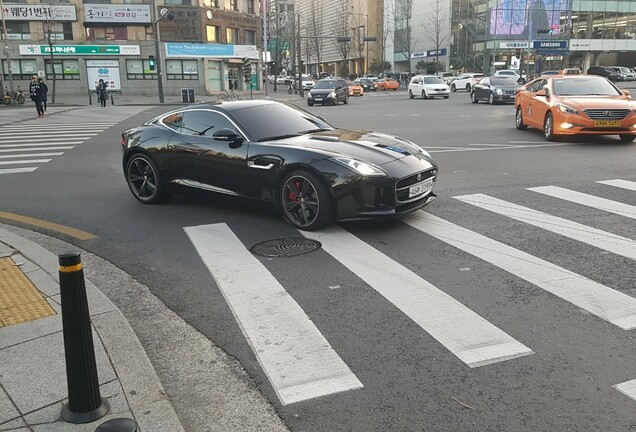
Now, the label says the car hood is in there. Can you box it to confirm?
[492,84,521,90]
[423,83,449,89]
[309,88,336,96]
[557,95,634,109]
[272,129,435,167]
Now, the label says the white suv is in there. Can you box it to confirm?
[450,73,483,92]
[408,75,450,99]
[493,69,527,84]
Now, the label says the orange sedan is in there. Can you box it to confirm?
[514,74,636,142]
[375,78,399,91]
[346,80,364,96]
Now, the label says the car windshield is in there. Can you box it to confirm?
[313,80,338,89]
[423,77,443,84]
[491,78,518,86]
[552,78,621,96]
[359,79,372,84]
[229,103,334,142]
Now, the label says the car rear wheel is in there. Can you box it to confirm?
[619,134,636,143]
[544,112,556,141]
[126,154,169,204]
[280,170,334,231]
[451,84,456,92]
[344,95,349,104]
[465,84,471,92]
[470,92,478,103]
[515,106,527,130]
[408,90,414,99]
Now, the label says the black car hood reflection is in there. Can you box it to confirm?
[309,88,336,96]
[267,129,431,166]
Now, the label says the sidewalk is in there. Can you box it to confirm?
[0,223,289,432]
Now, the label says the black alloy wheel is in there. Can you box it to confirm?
[544,112,556,141]
[280,171,333,231]
[125,154,168,204]
[619,134,636,143]
[515,106,527,130]
[471,92,479,103]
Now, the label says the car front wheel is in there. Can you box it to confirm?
[619,134,636,143]
[280,171,334,231]
[408,90,414,99]
[489,93,496,105]
[515,106,527,130]
[451,84,456,92]
[125,154,169,204]
[544,112,556,141]
[422,90,428,99]
[465,84,471,92]
[471,92,479,103]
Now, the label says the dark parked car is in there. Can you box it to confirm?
[307,79,349,106]
[121,100,438,230]
[587,66,622,82]
[470,77,521,104]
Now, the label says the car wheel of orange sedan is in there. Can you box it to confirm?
[619,134,635,143]
[543,112,557,141]
[515,107,527,130]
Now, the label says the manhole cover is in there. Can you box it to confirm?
[250,238,322,258]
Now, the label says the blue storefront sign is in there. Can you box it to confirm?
[165,43,258,59]
[532,40,568,50]
[411,48,447,59]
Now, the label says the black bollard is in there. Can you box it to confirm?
[59,252,110,423]
[110,93,114,105]
[96,418,138,431]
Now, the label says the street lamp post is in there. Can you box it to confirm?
[151,0,166,103]
[0,0,15,98]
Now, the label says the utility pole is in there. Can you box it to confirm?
[296,13,302,97]
[151,0,165,103]
[262,0,269,98]
[0,0,15,98]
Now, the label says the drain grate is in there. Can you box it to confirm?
[250,238,322,258]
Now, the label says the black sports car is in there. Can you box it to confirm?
[121,100,438,230]
[470,77,521,104]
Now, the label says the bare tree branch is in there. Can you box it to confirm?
[393,0,417,74]
[422,0,449,73]
[330,0,352,77]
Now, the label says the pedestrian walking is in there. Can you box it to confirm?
[96,79,107,107]
[38,78,48,111]
[28,75,45,118]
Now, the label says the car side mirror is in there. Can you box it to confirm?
[623,89,631,97]
[536,89,548,98]
[213,128,244,147]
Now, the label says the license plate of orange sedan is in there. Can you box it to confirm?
[409,178,434,198]
[594,120,621,127]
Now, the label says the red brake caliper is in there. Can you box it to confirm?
[289,179,301,201]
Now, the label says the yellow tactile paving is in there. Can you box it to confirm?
[0,257,56,328]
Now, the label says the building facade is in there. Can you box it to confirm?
[1,0,263,98]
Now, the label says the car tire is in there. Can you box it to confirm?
[334,98,338,106]
[451,84,456,92]
[344,95,349,104]
[544,112,557,141]
[125,153,169,204]
[307,101,314,106]
[280,170,334,231]
[619,134,636,143]
[408,90,414,99]
[471,92,479,103]
[518,78,526,85]
[443,96,449,99]
[465,84,471,92]
[489,93,496,105]
[515,106,527,130]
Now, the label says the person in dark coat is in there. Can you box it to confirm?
[96,79,107,107]
[29,75,45,118]
[38,78,48,111]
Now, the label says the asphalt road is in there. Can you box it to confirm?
[2,91,636,431]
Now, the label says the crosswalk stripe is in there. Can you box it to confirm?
[0,122,116,128]
[0,131,101,138]
[454,194,636,261]
[0,146,74,153]
[0,126,113,131]
[0,159,51,165]
[527,186,636,220]
[0,142,82,148]
[301,226,533,368]
[184,223,363,405]
[0,167,38,175]
[596,179,636,192]
[0,135,96,142]
[0,152,63,159]
[404,212,636,330]
[0,139,86,145]
[615,379,636,402]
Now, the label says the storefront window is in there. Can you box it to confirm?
[166,59,199,80]
[2,59,37,80]
[126,59,157,80]
[45,59,80,80]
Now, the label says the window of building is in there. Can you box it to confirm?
[47,0,70,3]
[4,22,31,41]
[126,59,158,80]
[83,0,112,3]
[45,59,80,80]
[166,59,199,80]
[226,27,239,43]
[42,22,74,40]
[247,0,254,14]
[2,59,37,80]
[86,26,126,40]
[229,0,238,11]
[207,25,220,42]
[204,0,219,7]
[124,0,144,3]
[245,30,255,45]
[164,0,192,5]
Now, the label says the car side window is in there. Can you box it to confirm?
[180,110,240,138]
[162,112,183,131]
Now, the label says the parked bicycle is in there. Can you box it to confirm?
[3,86,25,105]
[217,90,239,101]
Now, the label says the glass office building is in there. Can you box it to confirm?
[450,0,636,76]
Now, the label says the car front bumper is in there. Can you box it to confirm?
[553,112,636,136]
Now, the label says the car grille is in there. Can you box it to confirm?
[395,169,436,203]
[503,89,516,95]
[583,109,631,120]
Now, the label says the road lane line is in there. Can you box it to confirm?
[301,226,533,368]
[615,379,636,402]
[404,211,636,330]
[0,159,51,165]
[0,152,63,159]
[454,194,636,261]
[596,179,636,192]
[0,147,74,153]
[0,168,38,175]
[0,211,96,240]
[528,186,636,220]
[184,223,363,405]
[0,142,82,148]
[0,135,97,142]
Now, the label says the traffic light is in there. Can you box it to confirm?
[242,57,252,82]
[148,55,156,71]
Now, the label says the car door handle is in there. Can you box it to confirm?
[248,160,275,170]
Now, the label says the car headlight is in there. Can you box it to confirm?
[557,103,579,115]
[329,91,337,98]
[331,157,386,177]
[496,88,503,94]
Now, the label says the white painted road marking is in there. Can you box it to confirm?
[0,159,51,165]
[184,223,363,406]
[0,152,64,159]
[0,142,82,148]
[0,147,74,153]
[528,186,636,220]
[454,194,636,261]
[0,135,97,142]
[0,139,86,145]
[596,179,636,192]
[301,226,533,368]
[0,167,38,175]
[615,379,636,402]
[404,212,636,330]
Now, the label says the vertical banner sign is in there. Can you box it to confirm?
[86,60,121,90]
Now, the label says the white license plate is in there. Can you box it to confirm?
[314,98,323,101]
[409,178,434,198]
